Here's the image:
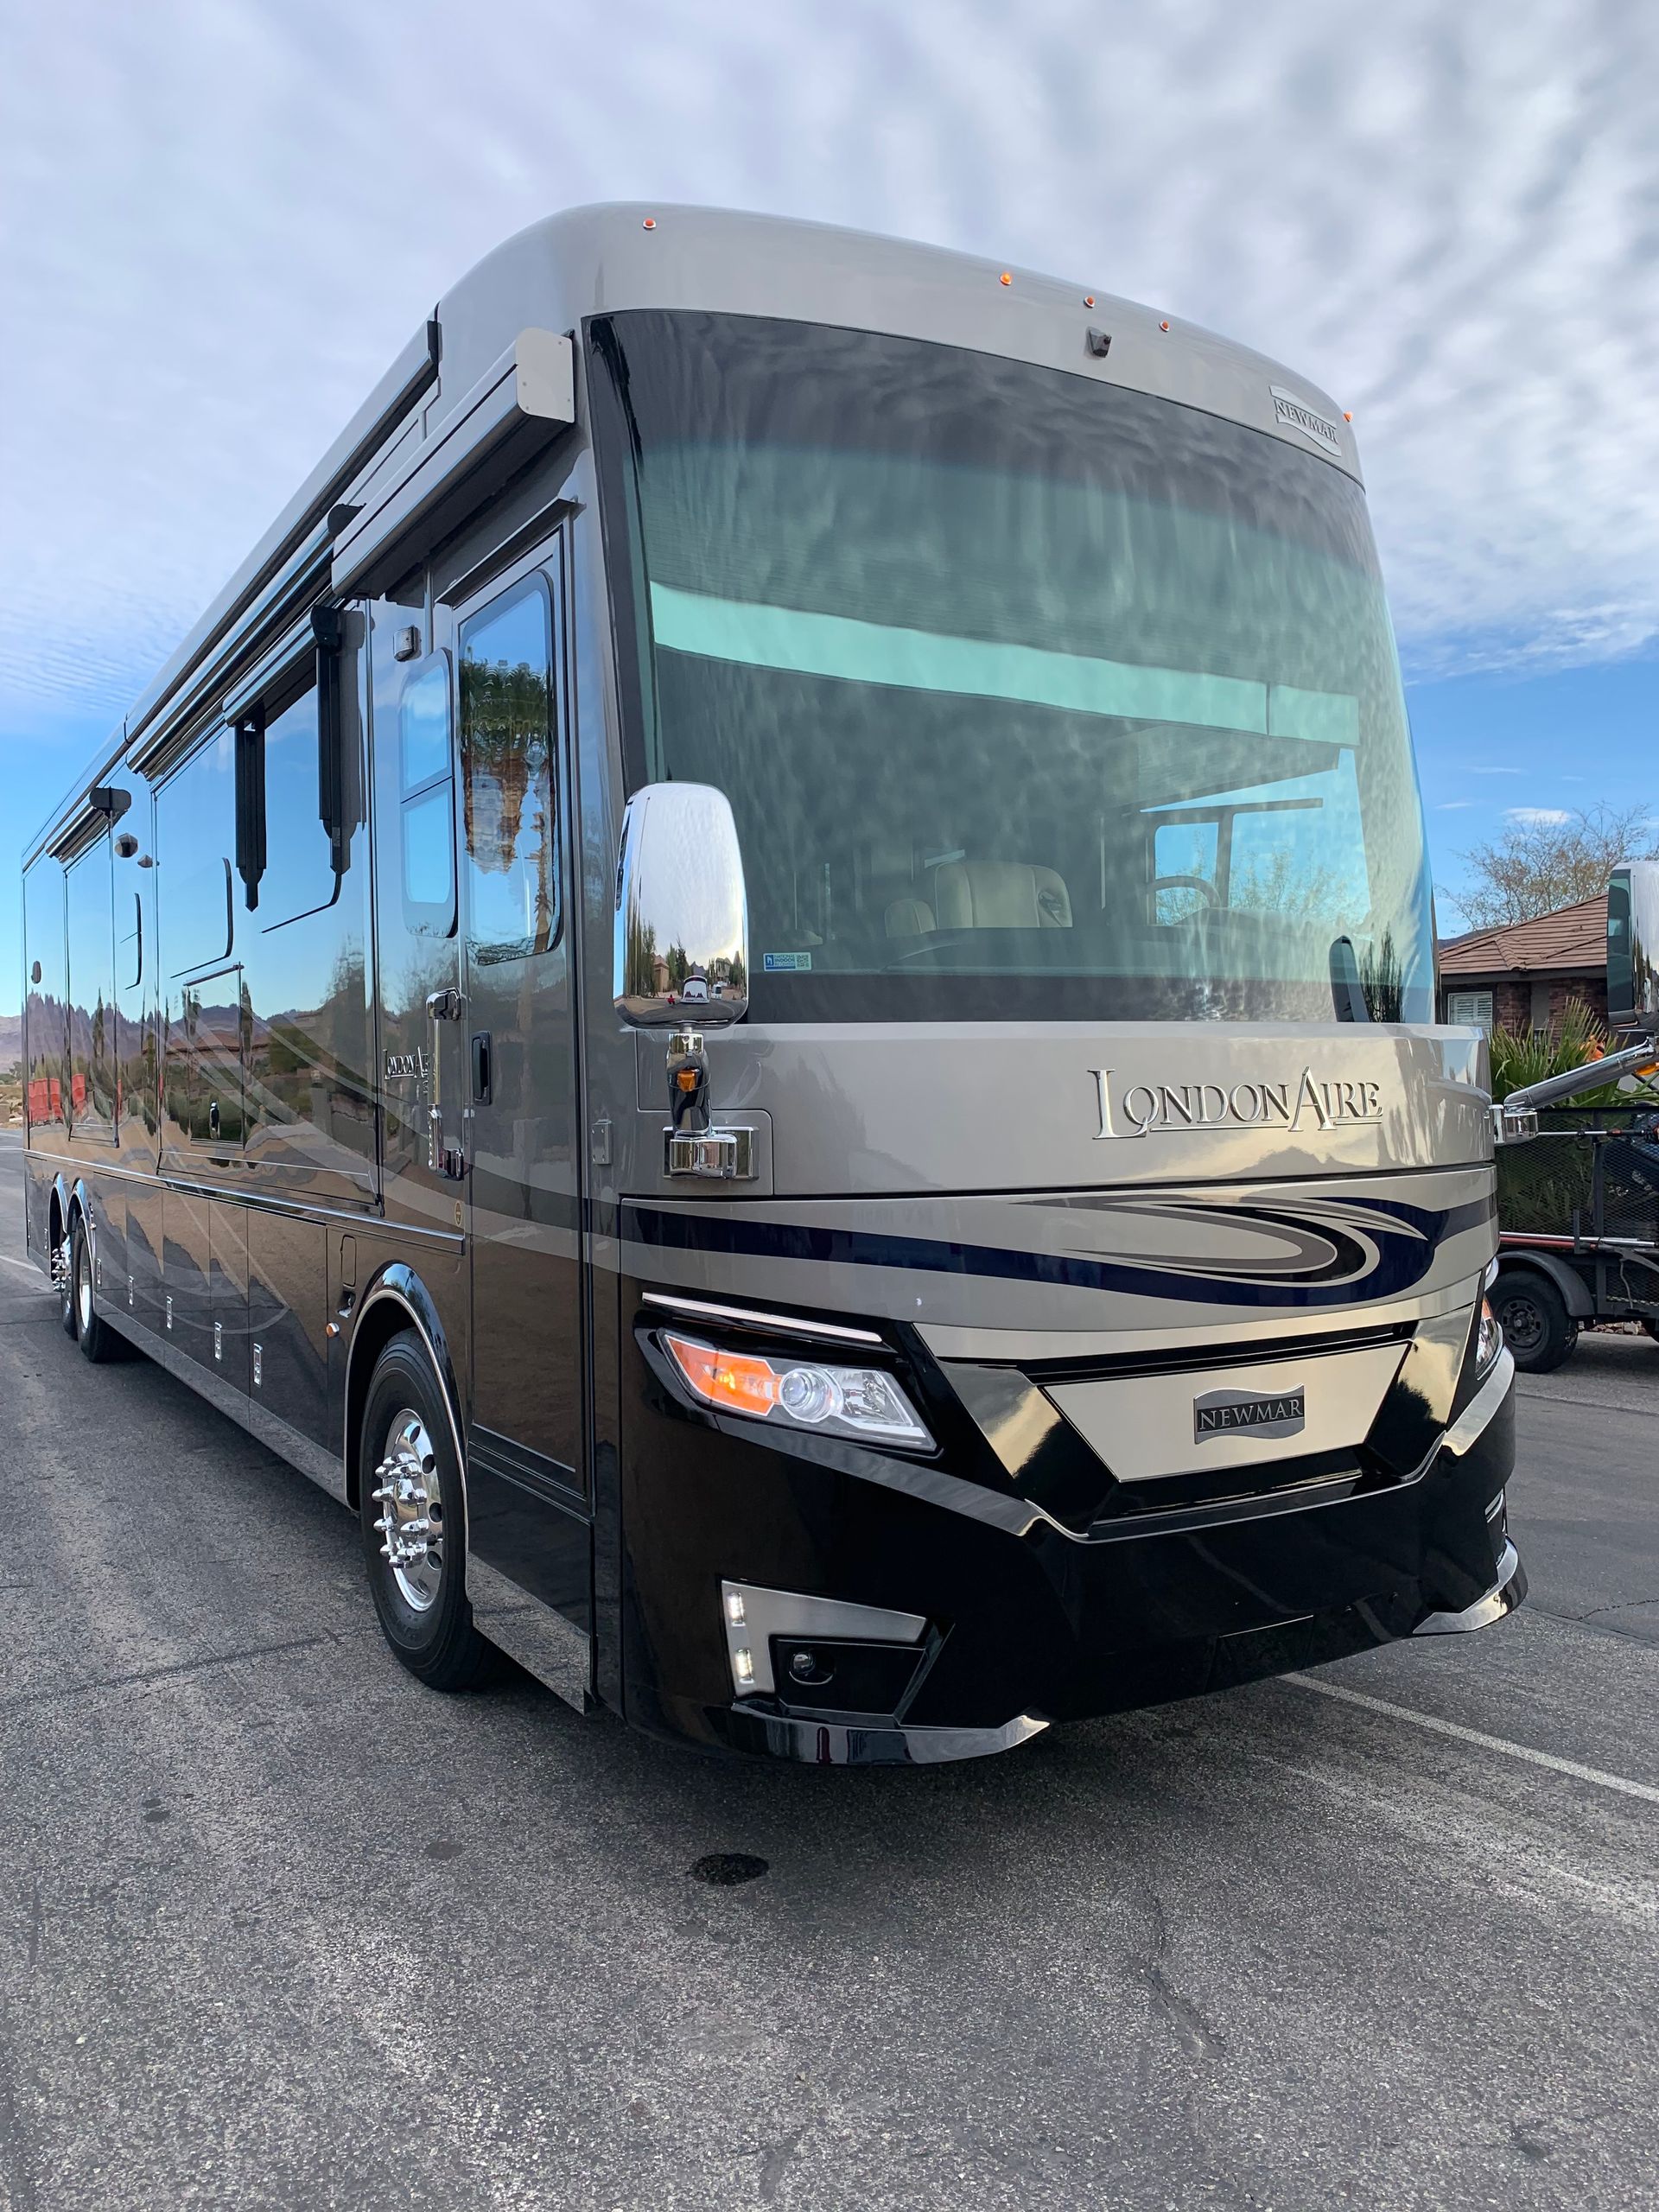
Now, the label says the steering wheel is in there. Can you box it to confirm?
[1151,874,1219,909]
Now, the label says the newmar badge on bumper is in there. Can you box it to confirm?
[1193,1384,1306,1445]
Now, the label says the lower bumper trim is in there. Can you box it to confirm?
[1413,1541,1526,1636]
[720,1706,1048,1766]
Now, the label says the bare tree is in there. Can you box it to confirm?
[1447,804,1659,931]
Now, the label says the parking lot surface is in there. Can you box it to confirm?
[3,1129,1656,2211]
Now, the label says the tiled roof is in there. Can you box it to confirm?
[1438,892,1607,977]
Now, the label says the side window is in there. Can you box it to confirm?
[1446,990,1494,1029]
[22,858,67,1130]
[398,655,456,934]
[258,671,339,926]
[66,838,117,1133]
[157,733,236,974]
[460,578,557,963]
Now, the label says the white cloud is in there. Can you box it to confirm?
[1436,799,1476,810]
[3,0,1659,740]
[1466,766,1527,775]
[1505,807,1573,825]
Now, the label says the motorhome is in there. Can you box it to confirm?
[20,206,1524,1762]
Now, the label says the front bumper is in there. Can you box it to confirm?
[619,1328,1520,1764]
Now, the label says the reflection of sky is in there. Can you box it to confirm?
[1146,751,1374,923]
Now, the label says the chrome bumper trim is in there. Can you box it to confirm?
[1440,1346,1514,1459]
[731,1708,1048,1766]
[1413,1540,1525,1636]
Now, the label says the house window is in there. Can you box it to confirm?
[1446,989,1493,1029]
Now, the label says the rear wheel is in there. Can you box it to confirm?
[1492,1268,1577,1374]
[72,1214,123,1363]
[359,1332,494,1692]
[54,1218,77,1339]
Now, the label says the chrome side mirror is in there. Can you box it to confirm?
[1607,860,1659,1030]
[613,783,749,1027]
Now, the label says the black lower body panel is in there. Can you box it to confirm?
[619,1328,1517,1761]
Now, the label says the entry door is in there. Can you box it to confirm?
[448,537,588,1624]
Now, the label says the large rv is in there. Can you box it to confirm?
[20,206,1522,1763]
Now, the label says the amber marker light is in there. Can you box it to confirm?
[665,1333,782,1419]
[1158,319,1170,332]
[999,270,1012,285]
[1344,410,1354,422]
[642,216,657,230]
[1084,294,1096,308]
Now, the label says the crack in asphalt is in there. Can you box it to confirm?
[0,1632,335,1713]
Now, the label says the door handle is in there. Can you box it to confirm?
[471,1031,493,1104]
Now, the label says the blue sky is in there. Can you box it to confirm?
[3,0,1656,1020]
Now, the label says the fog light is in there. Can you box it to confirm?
[733,1646,755,1686]
[725,1590,747,1627]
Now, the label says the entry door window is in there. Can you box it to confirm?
[460,577,557,963]
[397,656,456,934]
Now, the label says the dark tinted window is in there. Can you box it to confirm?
[397,656,455,931]
[157,734,235,974]
[66,838,116,1134]
[22,860,66,1129]
[590,309,1433,1025]
[261,674,338,925]
[461,579,557,963]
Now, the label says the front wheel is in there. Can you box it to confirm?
[1492,1268,1577,1374]
[359,1332,494,1692]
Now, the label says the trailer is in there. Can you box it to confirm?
[1492,1102,1659,1370]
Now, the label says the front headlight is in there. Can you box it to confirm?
[662,1332,934,1449]
[1475,1296,1504,1379]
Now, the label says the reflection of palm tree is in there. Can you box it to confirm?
[461,659,554,951]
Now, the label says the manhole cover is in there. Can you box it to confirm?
[688,1852,769,1886]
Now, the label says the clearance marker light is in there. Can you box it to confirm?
[1158,319,1170,332]
[999,270,1012,286]
[1084,294,1096,308]
[1344,410,1354,422]
[642,216,657,230]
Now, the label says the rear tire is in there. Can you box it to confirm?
[1492,1268,1576,1374]
[55,1219,77,1339]
[359,1332,494,1692]
[72,1214,123,1363]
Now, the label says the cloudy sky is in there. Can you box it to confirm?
[3,0,1656,1010]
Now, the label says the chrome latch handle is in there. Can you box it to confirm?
[664,1127,756,1179]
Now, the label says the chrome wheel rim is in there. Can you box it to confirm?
[371,1408,446,1611]
[75,1238,92,1333]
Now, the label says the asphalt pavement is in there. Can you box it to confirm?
[2,1127,1656,2212]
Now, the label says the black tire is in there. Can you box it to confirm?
[72,1213,124,1363]
[1492,1268,1577,1374]
[359,1331,494,1692]
[55,1217,77,1339]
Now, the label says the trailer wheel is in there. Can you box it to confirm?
[359,1332,494,1692]
[1492,1268,1577,1374]
[71,1214,122,1364]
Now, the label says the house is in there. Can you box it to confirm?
[1437,893,1608,1031]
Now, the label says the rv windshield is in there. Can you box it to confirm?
[590,309,1433,1025]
